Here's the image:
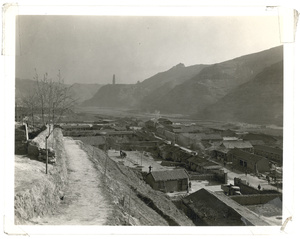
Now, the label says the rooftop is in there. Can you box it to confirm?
[254,145,283,155]
[222,141,253,149]
[228,148,266,162]
[149,168,189,182]
[223,137,239,141]
[183,189,269,226]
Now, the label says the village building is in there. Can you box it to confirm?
[214,148,230,161]
[227,148,270,174]
[253,145,283,166]
[187,156,221,173]
[213,140,253,162]
[145,168,189,193]
[199,133,223,142]
[157,117,173,126]
[239,132,277,145]
[145,118,158,129]
[181,188,269,226]
[223,137,239,141]
[221,140,253,152]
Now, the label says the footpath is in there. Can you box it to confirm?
[31,138,112,225]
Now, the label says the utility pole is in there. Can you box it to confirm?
[45,124,54,174]
[127,189,131,225]
[103,135,108,182]
[45,135,49,174]
[112,74,116,85]
[104,152,108,181]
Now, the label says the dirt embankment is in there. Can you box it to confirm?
[82,143,194,226]
[15,129,193,226]
[14,128,68,224]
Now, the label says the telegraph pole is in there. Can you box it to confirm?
[45,124,54,174]
[127,189,131,225]
[45,135,49,174]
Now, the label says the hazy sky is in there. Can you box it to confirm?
[16,15,281,85]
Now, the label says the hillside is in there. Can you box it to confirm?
[82,84,144,108]
[15,127,194,226]
[68,83,103,103]
[82,63,207,108]
[146,46,283,114]
[198,61,283,125]
[15,78,102,104]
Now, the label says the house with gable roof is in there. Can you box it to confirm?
[145,168,189,193]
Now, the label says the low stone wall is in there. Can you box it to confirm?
[15,129,68,224]
[230,194,282,205]
[234,177,279,195]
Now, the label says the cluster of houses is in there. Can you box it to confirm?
[16,111,283,226]
[145,117,283,177]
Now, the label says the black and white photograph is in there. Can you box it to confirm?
[2,1,299,237]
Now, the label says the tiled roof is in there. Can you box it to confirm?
[203,165,222,170]
[222,141,253,149]
[150,169,189,182]
[183,189,269,226]
[253,145,283,155]
[223,137,239,141]
[228,149,266,162]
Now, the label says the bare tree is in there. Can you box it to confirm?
[21,90,39,127]
[32,69,76,127]
[29,69,77,174]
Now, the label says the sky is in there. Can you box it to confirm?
[15,15,282,85]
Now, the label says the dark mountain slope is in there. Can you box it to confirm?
[68,83,103,103]
[82,63,207,109]
[199,61,283,125]
[148,46,283,114]
[140,63,208,93]
[81,84,143,108]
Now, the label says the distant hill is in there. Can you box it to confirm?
[198,61,283,125]
[147,46,283,114]
[81,84,143,108]
[82,63,207,109]
[15,78,103,104]
[139,63,208,110]
[68,83,103,103]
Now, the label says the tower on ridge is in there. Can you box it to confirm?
[113,74,116,85]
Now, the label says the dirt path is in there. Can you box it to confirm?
[32,138,112,225]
